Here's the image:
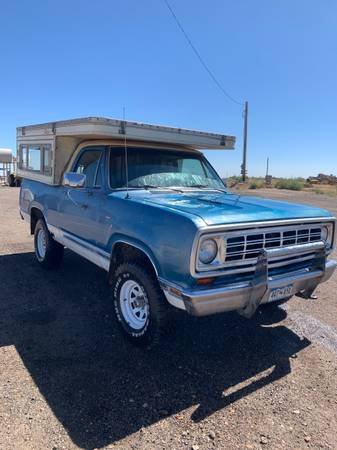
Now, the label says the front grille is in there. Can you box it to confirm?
[226,226,322,263]
[208,224,326,276]
[195,221,331,277]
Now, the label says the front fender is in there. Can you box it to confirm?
[102,194,201,288]
[109,233,161,277]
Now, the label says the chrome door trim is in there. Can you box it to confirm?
[48,224,110,271]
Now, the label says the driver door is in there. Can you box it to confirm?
[58,147,105,245]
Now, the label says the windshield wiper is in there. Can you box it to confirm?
[186,184,227,193]
[186,184,209,188]
[128,184,159,189]
[128,185,185,193]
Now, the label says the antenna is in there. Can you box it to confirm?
[123,107,130,199]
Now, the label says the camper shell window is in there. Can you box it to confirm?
[19,144,52,175]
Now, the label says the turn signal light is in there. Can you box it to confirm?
[196,277,215,286]
[168,287,182,298]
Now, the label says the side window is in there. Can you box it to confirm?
[28,145,42,171]
[43,145,52,175]
[19,144,53,175]
[95,158,103,186]
[19,145,28,169]
[74,149,102,188]
[109,148,125,188]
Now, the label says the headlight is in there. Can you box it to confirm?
[199,238,218,264]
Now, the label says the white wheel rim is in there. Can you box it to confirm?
[119,279,149,330]
[36,228,47,259]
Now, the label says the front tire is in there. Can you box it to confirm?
[34,219,64,269]
[112,262,171,347]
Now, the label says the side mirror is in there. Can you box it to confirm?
[63,172,86,188]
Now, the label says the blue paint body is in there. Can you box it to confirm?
[131,191,331,225]
[20,153,332,290]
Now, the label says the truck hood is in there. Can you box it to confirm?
[131,191,332,225]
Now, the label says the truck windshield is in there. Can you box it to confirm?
[109,147,225,190]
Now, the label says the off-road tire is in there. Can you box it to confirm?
[34,219,64,269]
[112,261,171,347]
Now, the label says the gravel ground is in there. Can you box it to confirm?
[0,187,337,450]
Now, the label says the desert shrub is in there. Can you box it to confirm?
[226,175,242,187]
[275,179,304,191]
[249,178,264,189]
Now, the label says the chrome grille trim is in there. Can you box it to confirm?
[225,224,322,262]
[198,252,318,277]
[268,253,315,269]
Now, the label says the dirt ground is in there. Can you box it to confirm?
[0,187,337,450]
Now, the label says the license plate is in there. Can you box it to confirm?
[268,284,293,302]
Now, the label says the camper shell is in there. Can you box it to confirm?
[16,117,235,185]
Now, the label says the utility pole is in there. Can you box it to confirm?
[241,100,248,182]
[266,157,269,177]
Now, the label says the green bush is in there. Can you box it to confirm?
[249,179,264,189]
[275,179,304,191]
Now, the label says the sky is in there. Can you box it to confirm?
[0,0,336,178]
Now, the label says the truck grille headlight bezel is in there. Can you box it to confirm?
[196,235,226,270]
[322,223,333,248]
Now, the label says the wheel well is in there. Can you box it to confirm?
[109,242,157,282]
[30,208,44,235]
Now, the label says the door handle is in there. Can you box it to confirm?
[66,189,90,209]
[66,189,86,208]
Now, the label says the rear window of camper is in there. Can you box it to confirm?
[19,144,52,175]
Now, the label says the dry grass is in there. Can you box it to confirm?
[307,184,337,197]
[226,176,337,197]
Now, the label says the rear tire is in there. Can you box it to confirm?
[34,219,64,269]
[112,261,171,347]
[8,174,15,187]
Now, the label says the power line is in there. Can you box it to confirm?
[163,0,243,107]
[163,0,248,181]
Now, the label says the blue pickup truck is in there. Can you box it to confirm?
[18,118,336,346]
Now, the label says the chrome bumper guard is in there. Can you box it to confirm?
[162,241,337,317]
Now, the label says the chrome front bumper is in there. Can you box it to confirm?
[161,242,337,317]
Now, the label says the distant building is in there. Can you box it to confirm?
[307,173,337,185]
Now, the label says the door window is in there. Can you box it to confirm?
[74,149,102,188]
